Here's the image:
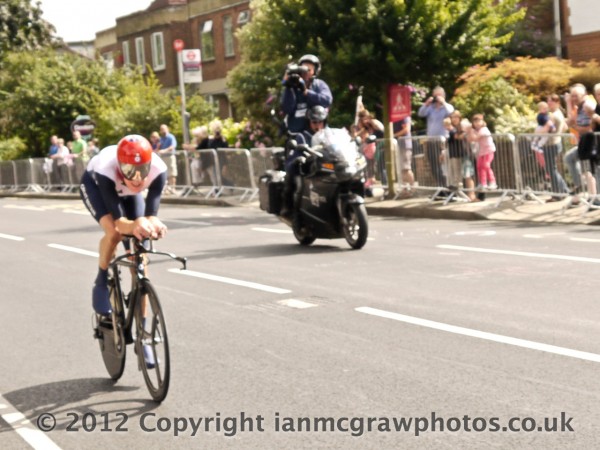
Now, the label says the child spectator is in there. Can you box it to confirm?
[467,114,497,190]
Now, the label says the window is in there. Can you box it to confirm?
[135,37,145,72]
[223,15,234,57]
[151,32,165,71]
[237,10,250,26]
[102,51,114,71]
[201,20,215,61]
[122,41,131,67]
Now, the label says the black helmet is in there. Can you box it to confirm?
[306,105,328,122]
[298,54,320,77]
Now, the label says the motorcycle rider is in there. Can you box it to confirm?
[280,105,330,218]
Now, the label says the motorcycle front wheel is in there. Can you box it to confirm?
[343,203,368,249]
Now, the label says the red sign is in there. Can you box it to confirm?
[388,84,412,122]
[173,39,184,52]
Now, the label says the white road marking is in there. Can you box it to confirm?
[0,233,25,241]
[453,231,496,237]
[570,237,600,243]
[356,307,600,363]
[278,299,317,309]
[4,205,45,211]
[47,244,98,257]
[169,268,291,294]
[0,397,62,450]
[164,219,212,226]
[522,234,543,239]
[252,227,292,234]
[437,244,600,264]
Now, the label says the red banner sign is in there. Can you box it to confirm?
[388,84,411,122]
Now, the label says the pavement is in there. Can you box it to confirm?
[3,188,600,226]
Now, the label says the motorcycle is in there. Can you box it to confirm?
[259,128,369,249]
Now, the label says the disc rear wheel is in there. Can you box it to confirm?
[97,281,126,380]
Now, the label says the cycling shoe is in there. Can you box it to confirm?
[143,344,156,369]
[92,283,112,316]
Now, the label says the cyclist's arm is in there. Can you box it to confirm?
[144,172,166,217]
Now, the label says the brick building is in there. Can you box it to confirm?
[94,0,250,119]
[560,0,600,62]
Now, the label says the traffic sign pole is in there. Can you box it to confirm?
[173,40,189,145]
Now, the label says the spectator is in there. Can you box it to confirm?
[357,109,384,186]
[47,135,60,187]
[207,120,233,187]
[530,101,555,184]
[467,113,497,190]
[55,138,72,187]
[393,116,415,197]
[563,83,595,204]
[418,86,454,189]
[71,130,89,163]
[87,138,100,158]
[149,131,161,152]
[158,124,178,194]
[545,94,570,201]
[447,111,477,201]
[184,126,209,186]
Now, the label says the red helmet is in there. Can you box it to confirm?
[117,135,152,180]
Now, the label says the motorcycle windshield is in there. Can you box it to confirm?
[311,128,359,163]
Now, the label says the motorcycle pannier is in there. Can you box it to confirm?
[259,172,284,214]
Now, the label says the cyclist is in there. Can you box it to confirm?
[80,135,167,367]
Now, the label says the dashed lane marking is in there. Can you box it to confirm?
[252,227,292,234]
[168,268,291,294]
[0,233,25,241]
[356,306,600,363]
[437,244,600,264]
[47,243,99,257]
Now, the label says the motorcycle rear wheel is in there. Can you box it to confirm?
[292,215,316,246]
[343,203,368,249]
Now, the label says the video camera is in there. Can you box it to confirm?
[284,63,308,88]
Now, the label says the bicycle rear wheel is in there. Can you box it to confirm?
[96,278,126,380]
[135,280,170,402]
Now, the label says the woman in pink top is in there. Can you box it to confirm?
[468,114,497,189]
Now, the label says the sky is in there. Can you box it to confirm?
[37,0,152,42]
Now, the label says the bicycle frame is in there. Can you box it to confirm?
[109,237,187,342]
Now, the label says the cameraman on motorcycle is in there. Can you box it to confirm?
[280,54,332,218]
[280,54,332,134]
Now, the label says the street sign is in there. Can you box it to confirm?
[173,39,184,52]
[182,49,202,84]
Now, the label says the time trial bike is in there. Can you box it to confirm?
[92,236,186,402]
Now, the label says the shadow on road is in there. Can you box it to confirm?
[1,378,159,432]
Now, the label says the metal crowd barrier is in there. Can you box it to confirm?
[3,133,599,214]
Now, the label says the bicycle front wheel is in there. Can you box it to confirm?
[135,280,170,402]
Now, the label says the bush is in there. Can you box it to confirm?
[453,77,536,133]
[0,136,27,161]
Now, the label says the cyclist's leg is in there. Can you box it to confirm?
[81,172,120,315]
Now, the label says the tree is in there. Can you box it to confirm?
[0,0,55,62]
[0,50,214,156]
[502,0,556,59]
[228,0,525,194]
